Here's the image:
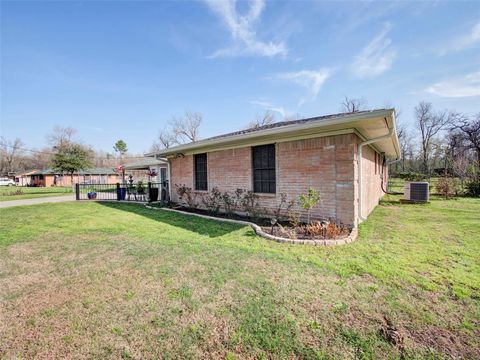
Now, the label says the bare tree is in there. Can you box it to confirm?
[452,155,470,189]
[47,126,77,149]
[247,110,276,129]
[415,101,457,174]
[152,129,177,150]
[25,147,52,170]
[0,137,24,175]
[171,111,202,143]
[395,121,414,172]
[452,113,480,169]
[340,96,367,113]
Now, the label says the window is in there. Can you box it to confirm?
[194,153,208,191]
[252,144,276,193]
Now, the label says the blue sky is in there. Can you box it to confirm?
[1,0,479,154]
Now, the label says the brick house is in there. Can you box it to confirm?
[147,109,400,226]
[14,170,39,186]
[30,168,120,187]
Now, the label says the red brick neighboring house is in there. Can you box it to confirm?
[14,170,39,186]
[147,109,400,226]
[30,168,120,187]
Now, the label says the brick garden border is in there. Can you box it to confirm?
[144,204,358,246]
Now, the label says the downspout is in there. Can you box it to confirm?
[357,124,397,224]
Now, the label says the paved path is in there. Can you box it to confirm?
[0,195,76,208]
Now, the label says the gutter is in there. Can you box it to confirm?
[357,120,399,224]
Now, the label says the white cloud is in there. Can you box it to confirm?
[249,100,291,118]
[439,21,480,55]
[276,68,333,105]
[426,71,480,98]
[351,23,396,78]
[204,0,287,58]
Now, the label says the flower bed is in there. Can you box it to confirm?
[146,203,356,246]
[164,204,352,240]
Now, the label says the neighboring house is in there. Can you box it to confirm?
[147,109,400,226]
[30,168,120,187]
[123,158,169,184]
[15,170,39,186]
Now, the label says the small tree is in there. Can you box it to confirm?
[340,96,367,113]
[298,187,321,224]
[113,140,128,158]
[247,110,276,129]
[51,143,93,185]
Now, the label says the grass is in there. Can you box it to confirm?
[0,195,479,359]
[0,186,73,201]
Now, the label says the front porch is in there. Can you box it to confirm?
[75,181,170,203]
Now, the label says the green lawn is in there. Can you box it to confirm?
[0,186,73,201]
[0,196,479,359]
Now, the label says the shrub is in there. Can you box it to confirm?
[233,188,244,211]
[240,190,261,220]
[397,171,426,181]
[436,176,459,199]
[221,192,235,218]
[6,189,24,196]
[287,210,301,228]
[304,221,325,237]
[303,220,349,239]
[201,187,222,215]
[272,193,295,222]
[174,184,197,209]
[465,179,480,197]
[299,187,321,224]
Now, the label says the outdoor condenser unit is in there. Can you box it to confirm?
[404,182,429,202]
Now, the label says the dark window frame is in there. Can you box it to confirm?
[252,144,276,194]
[194,153,208,191]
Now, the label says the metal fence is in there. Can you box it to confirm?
[76,181,169,203]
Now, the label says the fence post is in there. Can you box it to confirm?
[116,182,120,201]
[147,182,152,203]
[75,183,80,200]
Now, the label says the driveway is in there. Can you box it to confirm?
[0,195,75,208]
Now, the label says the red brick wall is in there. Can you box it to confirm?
[354,136,388,219]
[170,133,360,225]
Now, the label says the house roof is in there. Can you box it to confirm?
[123,158,167,170]
[147,109,401,159]
[15,170,39,176]
[31,168,118,175]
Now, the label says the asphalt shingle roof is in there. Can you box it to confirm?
[31,168,117,175]
[202,110,377,143]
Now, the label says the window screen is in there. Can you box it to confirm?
[252,144,276,193]
[194,153,208,191]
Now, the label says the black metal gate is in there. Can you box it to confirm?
[75,181,169,203]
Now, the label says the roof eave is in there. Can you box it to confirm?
[147,109,399,159]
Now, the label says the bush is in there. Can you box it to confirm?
[436,177,460,199]
[299,187,321,224]
[397,171,427,181]
[174,184,197,209]
[221,192,235,218]
[287,210,301,228]
[272,193,295,222]
[303,220,349,239]
[240,190,261,220]
[201,187,222,215]
[465,179,480,197]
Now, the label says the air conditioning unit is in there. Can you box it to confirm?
[404,182,429,202]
